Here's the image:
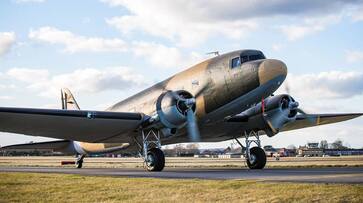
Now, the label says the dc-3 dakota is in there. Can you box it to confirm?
[1,49,361,171]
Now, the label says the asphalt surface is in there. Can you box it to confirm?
[1,167,363,183]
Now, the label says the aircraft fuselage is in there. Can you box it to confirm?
[107,49,287,144]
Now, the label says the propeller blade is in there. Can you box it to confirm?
[186,109,200,142]
[283,83,315,123]
[297,108,307,115]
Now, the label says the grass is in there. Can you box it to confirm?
[0,172,362,202]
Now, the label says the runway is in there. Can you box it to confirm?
[1,167,362,183]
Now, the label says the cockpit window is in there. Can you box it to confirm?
[231,57,241,68]
[241,55,248,63]
[240,51,266,64]
[249,54,265,61]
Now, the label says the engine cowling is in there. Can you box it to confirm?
[240,94,299,137]
[154,90,196,137]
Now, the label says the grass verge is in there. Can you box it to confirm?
[0,172,362,202]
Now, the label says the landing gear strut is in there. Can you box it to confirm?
[76,154,85,169]
[235,131,266,169]
[135,128,165,171]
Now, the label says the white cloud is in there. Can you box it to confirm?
[280,15,341,41]
[0,32,16,56]
[27,26,204,69]
[104,0,258,46]
[351,12,363,22]
[132,41,182,68]
[132,41,205,69]
[345,50,363,63]
[29,27,127,53]
[7,68,49,83]
[5,67,147,97]
[278,71,363,100]
[347,5,363,22]
[0,96,14,100]
[102,0,363,45]
[103,0,360,20]
[0,83,16,90]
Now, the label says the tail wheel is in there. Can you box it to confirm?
[76,161,83,169]
[76,155,85,169]
[146,148,165,171]
[246,147,266,169]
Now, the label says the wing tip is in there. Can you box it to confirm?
[342,113,363,118]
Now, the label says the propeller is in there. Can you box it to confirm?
[284,81,314,123]
[296,108,307,114]
[179,97,200,142]
[284,81,305,113]
[171,89,203,142]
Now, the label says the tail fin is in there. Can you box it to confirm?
[61,88,80,110]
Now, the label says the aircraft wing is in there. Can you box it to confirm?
[1,140,72,152]
[0,107,145,143]
[282,113,363,132]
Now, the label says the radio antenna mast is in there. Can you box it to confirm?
[206,51,219,56]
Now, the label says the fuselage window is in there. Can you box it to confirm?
[231,57,241,68]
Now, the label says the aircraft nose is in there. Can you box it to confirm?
[258,59,287,85]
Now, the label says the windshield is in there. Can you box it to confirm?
[240,51,266,64]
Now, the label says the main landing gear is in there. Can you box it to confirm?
[135,128,165,171]
[235,131,266,169]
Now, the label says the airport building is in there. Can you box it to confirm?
[263,145,276,157]
[264,145,296,157]
[323,149,363,156]
[298,143,324,157]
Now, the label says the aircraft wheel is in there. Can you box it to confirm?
[146,148,165,172]
[76,155,85,169]
[76,161,83,168]
[246,147,266,169]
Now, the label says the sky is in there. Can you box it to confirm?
[0,0,363,149]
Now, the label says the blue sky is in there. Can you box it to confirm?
[1,0,363,149]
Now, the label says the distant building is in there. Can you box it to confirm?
[263,145,277,157]
[307,142,319,148]
[298,142,324,157]
[199,148,225,156]
[277,148,296,157]
[217,154,243,158]
[323,149,363,156]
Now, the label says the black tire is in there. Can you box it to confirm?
[146,148,165,172]
[76,155,84,169]
[76,160,83,168]
[246,147,266,169]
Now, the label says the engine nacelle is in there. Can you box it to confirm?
[154,90,196,137]
[240,94,299,137]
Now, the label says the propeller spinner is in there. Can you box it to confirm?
[154,90,202,142]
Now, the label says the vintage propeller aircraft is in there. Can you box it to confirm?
[1,49,362,171]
